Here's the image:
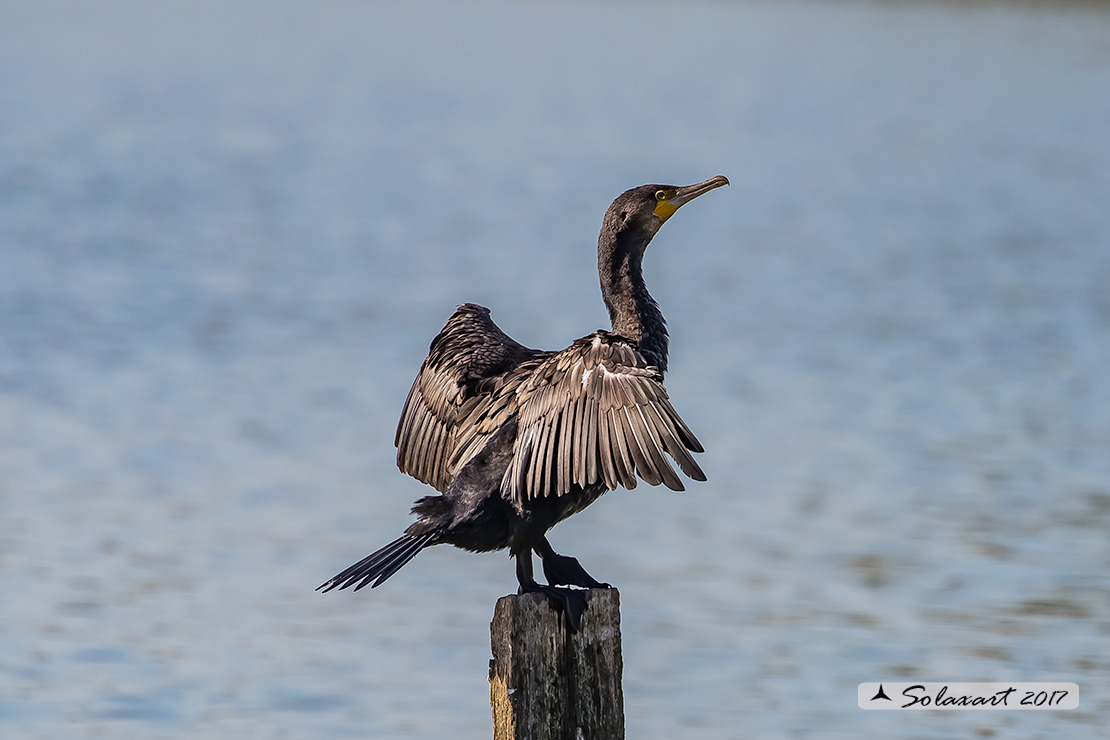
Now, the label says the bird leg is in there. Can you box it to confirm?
[515,550,588,633]
[534,536,611,589]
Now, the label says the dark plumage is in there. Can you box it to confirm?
[318,176,728,629]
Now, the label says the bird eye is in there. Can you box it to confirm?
[655,190,667,201]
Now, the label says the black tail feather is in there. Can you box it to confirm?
[318,536,412,591]
[317,532,436,593]
[356,534,431,590]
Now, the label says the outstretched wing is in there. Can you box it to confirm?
[503,332,705,506]
[395,303,537,492]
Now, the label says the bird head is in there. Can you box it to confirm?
[602,175,729,249]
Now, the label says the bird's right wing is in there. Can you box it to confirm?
[503,332,706,508]
[395,303,536,492]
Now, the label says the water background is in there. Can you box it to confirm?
[2,1,1109,737]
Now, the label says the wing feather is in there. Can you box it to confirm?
[572,393,587,485]
[394,303,539,492]
[529,414,549,498]
[506,331,705,507]
[635,404,685,491]
[559,403,574,498]
[596,401,617,490]
[607,406,637,490]
[540,413,558,498]
[585,396,599,484]
[645,400,706,482]
[623,405,663,487]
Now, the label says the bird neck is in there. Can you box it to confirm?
[599,232,669,372]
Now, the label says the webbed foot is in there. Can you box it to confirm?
[518,581,589,633]
[541,553,611,590]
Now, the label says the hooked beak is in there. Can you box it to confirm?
[654,175,729,221]
[671,175,730,208]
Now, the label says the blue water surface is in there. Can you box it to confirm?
[2,1,1108,738]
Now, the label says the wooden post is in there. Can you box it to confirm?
[489,589,624,740]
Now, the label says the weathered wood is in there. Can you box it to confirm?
[489,589,624,740]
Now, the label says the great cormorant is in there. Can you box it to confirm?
[318,175,728,630]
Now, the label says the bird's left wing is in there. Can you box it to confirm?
[503,332,705,507]
[395,303,536,492]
